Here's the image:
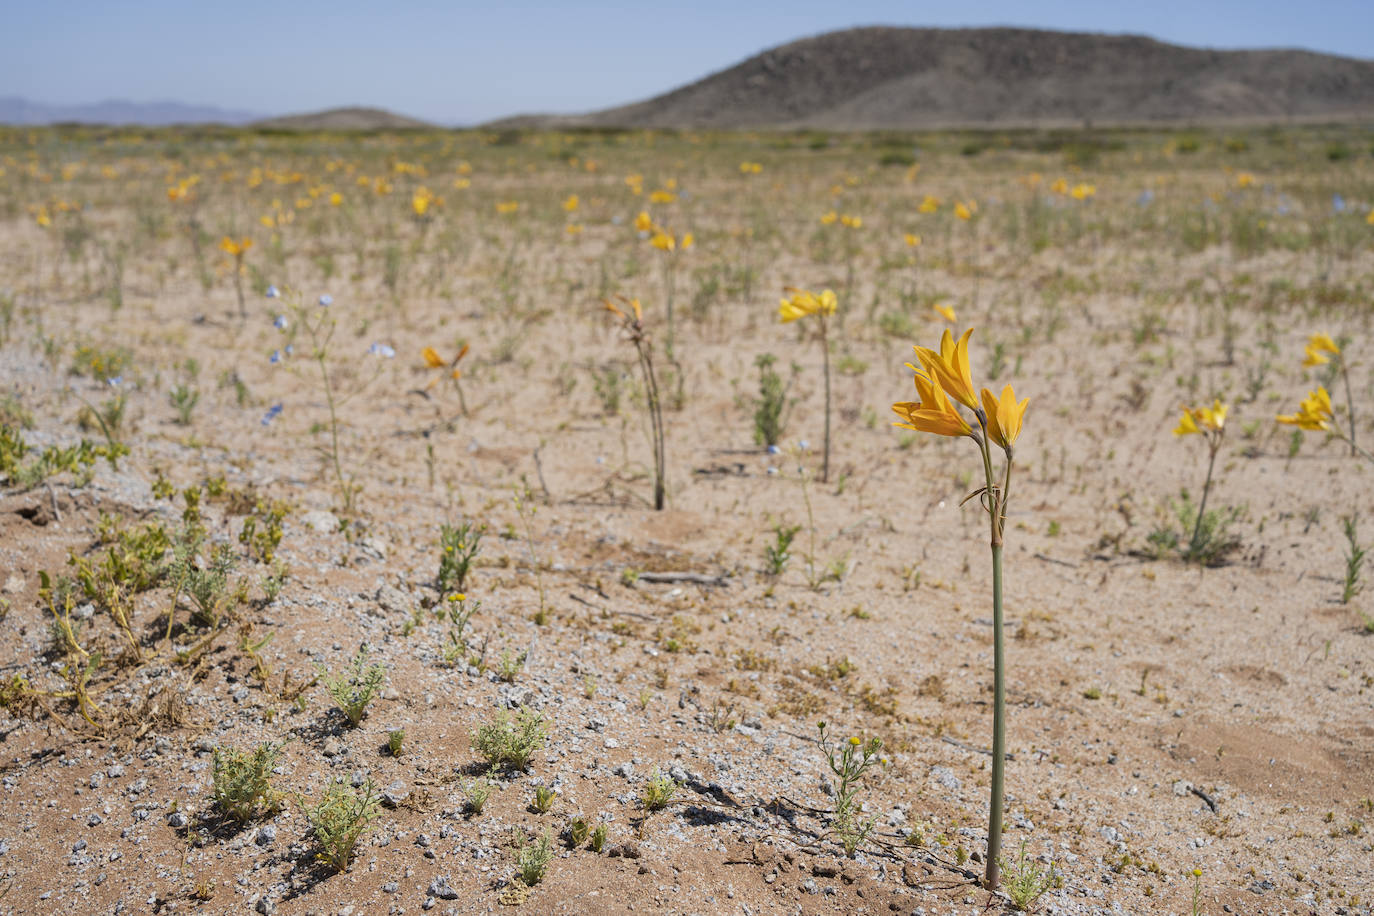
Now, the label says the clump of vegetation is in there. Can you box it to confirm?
[471,707,547,770]
[748,353,796,447]
[1001,839,1060,910]
[1161,401,1243,565]
[320,645,386,727]
[211,741,283,822]
[306,778,380,872]
[437,519,484,594]
[817,722,883,856]
[640,769,679,811]
[514,829,553,887]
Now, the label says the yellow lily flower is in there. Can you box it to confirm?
[778,287,837,323]
[932,303,956,323]
[820,210,838,226]
[634,210,653,232]
[562,194,579,212]
[1277,386,1333,430]
[954,202,972,220]
[421,347,445,369]
[904,233,921,247]
[912,328,977,410]
[981,385,1029,449]
[1308,332,1340,356]
[892,371,973,438]
[1173,410,1200,436]
[918,195,940,213]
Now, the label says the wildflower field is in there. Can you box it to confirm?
[0,123,1371,914]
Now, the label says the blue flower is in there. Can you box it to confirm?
[766,444,780,455]
[273,314,288,331]
[798,439,810,452]
[284,344,294,356]
[369,342,396,358]
[107,375,123,387]
[261,403,283,426]
[269,350,281,364]
[265,285,280,298]
[318,294,333,307]
[1333,193,1346,213]
[1136,189,1154,207]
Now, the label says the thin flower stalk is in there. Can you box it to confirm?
[780,287,837,483]
[1173,400,1228,553]
[891,327,1028,890]
[605,296,667,510]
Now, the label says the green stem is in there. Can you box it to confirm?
[318,351,349,515]
[1190,437,1220,555]
[987,540,1005,890]
[1341,358,1357,457]
[821,316,831,484]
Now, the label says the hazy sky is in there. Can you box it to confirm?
[5,0,1372,124]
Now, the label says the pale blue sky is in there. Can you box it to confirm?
[5,0,1372,124]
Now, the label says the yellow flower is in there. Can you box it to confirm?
[35,207,51,228]
[840,214,862,228]
[562,194,579,212]
[219,236,252,256]
[634,210,654,232]
[649,190,676,204]
[904,233,921,247]
[778,287,837,323]
[680,232,693,250]
[1175,399,1228,436]
[495,201,519,214]
[848,736,861,747]
[604,296,643,322]
[565,224,583,237]
[932,303,956,323]
[1236,172,1255,188]
[1276,387,1333,431]
[1050,178,1068,195]
[1367,207,1374,225]
[412,188,434,216]
[452,177,471,190]
[819,210,838,226]
[1070,183,1096,201]
[328,191,343,206]
[912,328,977,410]
[1308,332,1340,356]
[954,202,972,220]
[650,231,675,251]
[918,195,939,214]
[421,347,445,369]
[981,385,1029,450]
[892,369,973,439]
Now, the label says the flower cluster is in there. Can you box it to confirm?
[892,329,1027,450]
[778,287,836,324]
[1173,399,1228,437]
[1276,387,1333,431]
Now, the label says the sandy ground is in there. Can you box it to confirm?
[0,128,1370,915]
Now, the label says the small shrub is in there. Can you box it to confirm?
[471,708,547,769]
[532,785,556,813]
[567,816,589,847]
[514,829,553,887]
[764,523,801,576]
[437,520,484,595]
[640,769,679,811]
[307,779,380,872]
[211,741,283,822]
[589,822,607,852]
[749,354,796,447]
[320,645,386,727]
[464,777,494,814]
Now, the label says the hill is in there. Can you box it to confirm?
[0,96,260,126]
[493,27,1374,130]
[252,106,433,130]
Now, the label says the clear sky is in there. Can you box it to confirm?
[5,0,1372,124]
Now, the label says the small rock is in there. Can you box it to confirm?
[381,781,409,808]
[1172,780,1193,797]
[322,737,346,758]
[620,840,641,859]
[428,876,460,900]
[168,812,188,828]
[255,826,276,847]
[255,897,275,915]
[374,584,409,617]
[813,860,841,878]
[930,766,961,791]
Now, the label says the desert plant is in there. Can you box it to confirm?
[1342,513,1366,604]
[1171,401,1241,564]
[471,707,547,770]
[817,722,882,856]
[437,520,484,594]
[779,287,836,482]
[464,777,494,814]
[320,645,386,727]
[890,326,1029,888]
[514,829,553,887]
[532,785,556,813]
[211,741,283,822]
[1000,839,1059,910]
[604,296,667,509]
[169,384,199,425]
[306,778,380,872]
[763,522,801,576]
[640,769,679,811]
[749,353,796,447]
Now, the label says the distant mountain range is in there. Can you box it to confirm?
[0,96,262,126]
[493,26,1374,130]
